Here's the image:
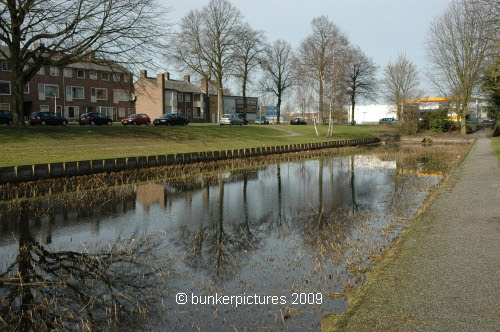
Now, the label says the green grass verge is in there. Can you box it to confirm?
[0,123,396,167]
[492,136,500,161]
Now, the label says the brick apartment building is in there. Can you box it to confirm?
[0,47,135,121]
[134,70,206,122]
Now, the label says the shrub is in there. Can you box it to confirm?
[419,110,453,133]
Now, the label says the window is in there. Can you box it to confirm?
[90,70,97,80]
[119,107,125,117]
[102,72,109,81]
[0,103,9,111]
[113,89,130,103]
[91,88,108,100]
[63,68,73,78]
[40,105,49,112]
[2,61,12,71]
[113,73,120,82]
[0,81,11,95]
[66,86,84,100]
[185,94,191,102]
[38,83,58,100]
[177,94,183,102]
[24,83,29,94]
[124,74,132,83]
[37,67,45,75]
[50,66,59,76]
[77,69,85,78]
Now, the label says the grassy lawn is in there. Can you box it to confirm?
[492,136,500,161]
[0,123,397,167]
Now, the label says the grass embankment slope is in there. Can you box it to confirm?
[0,123,394,167]
[492,136,500,160]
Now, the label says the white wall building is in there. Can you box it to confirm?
[352,104,395,124]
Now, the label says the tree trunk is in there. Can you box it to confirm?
[12,66,27,126]
[461,102,468,135]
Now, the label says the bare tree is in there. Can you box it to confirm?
[259,40,294,124]
[324,40,350,136]
[346,46,378,125]
[426,0,493,134]
[168,0,242,123]
[380,53,420,122]
[295,16,347,123]
[232,24,265,121]
[0,0,169,126]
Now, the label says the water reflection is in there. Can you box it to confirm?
[0,151,443,331]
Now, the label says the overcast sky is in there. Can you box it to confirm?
[161,0,452,96]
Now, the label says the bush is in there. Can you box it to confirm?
[419,110,453,133]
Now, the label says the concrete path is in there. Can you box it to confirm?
[335,128,500,331]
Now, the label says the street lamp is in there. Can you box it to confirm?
[52,93,57,114]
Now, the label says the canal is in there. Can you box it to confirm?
[0,144,465,331]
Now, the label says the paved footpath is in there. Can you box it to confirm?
[336,129,500,331]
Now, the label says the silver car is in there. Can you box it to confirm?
[219,114,243,126]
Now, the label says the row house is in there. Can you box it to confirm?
[134,70,206,122]
[0,48,135,121]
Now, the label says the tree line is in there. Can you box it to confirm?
[1,0,499,135]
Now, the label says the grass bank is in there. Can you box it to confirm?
[0,123,395,167]
[492,136,500,160]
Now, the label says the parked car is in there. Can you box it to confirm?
[237,113,248,125]
[0,110,13,125]
[379,117,397,125]
[290,117,307,125]
[255,116,270,125]
[79,112,113,126]
[121,113,151,126]
[29,111,68,126]
[153,113,189,126]
[219,114,244,126]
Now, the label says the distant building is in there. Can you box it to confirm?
[0,46,135,120]
[207,94,258,123]
[134,71,206,122]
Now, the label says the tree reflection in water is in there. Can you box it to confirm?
[0,211,169,331]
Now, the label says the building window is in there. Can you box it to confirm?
[124,74,132,83]
[102,72,109,81]
[38,83,59,100]
[90,70,97,80]
[0,81,11,95]
[185,94,191,102]
[66,86,84,99]
[113,73,120,82]
[77,69,85,78]
[24,83,29,94]
[0,103,9,111]
[177,94,183,102]
[63,68,73,78]
[40,105,49,112]
[92,88,108,100]
[50,66,59,76]
[2,61,12,71]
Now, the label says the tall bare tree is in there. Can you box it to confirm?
[295,16,347,123]
[169,0,242,123]
[426,0,493,134]
[0,0,169,126]
[232,24,264,121]
[259,40,294,124]
[380,53,420,122]
[346,46,378,125]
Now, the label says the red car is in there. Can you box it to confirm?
[121,114,151,125]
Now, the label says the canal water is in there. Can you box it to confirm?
[0,148,443,331]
